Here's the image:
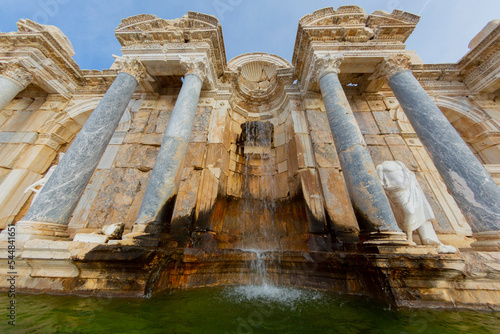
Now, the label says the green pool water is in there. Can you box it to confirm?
[2,285,499,333]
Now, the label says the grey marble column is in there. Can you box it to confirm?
[313,54,406,242]
[0,61,33,110]
[129,57,205,238]
[16,59,146,238]
[382,54,500,249]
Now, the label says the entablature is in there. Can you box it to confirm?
[292,6,420,81]
[115,12,226,78]
[0,19,83,85]
[458,22,500,94]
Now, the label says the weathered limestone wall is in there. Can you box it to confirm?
[67,95,217,234]
[201,102,316,250]
[171,97,218,240]
[303,97,359,242]
[0,90,73,229]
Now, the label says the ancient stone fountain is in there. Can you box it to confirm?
[0,7,500,310]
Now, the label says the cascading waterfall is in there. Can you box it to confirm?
[228,121,314,303]
[238,121,280,289]
[240,121,278,250]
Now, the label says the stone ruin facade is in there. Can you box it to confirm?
[0,6,499,309]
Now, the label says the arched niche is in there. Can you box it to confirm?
[434,96,500,164]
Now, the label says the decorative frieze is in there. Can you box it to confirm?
[0,60,33,88]
[114,12,226,77]
[464,50,500,92]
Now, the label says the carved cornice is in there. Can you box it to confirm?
[0,19,84,85]
[180,56,208,82]
[0,60,33,88]
[464,50,500,93]
[458,23,500,75]
[292,6,420,80]
[418,81,469,96]
[310,53,344,83]
[75,69,118,94]
[372,54,411,80]
[115,12,226,77]
[113,56,149,82]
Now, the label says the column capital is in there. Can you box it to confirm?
[180,56,208,82]
[310,53,344,83]
[373,54,411,81]
[0,60,33,88]
[113,56,149,82]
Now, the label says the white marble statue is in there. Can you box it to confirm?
[376,161,456,254]
[24,153,64,201]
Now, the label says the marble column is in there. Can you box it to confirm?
[15,58,147,238]
[0,60,33,110]
[127,57,206,239]
[380,54,500,250]
[313,53,407,244]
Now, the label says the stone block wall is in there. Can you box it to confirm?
[181,94,361,251]
[0,89,73,229]
[304,97,358,237]
[67,96,176,232]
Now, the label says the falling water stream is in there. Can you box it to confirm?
[231,121,293,301]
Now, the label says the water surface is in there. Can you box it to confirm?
[2,286,499,333]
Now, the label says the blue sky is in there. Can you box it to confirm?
[1,0,499,70]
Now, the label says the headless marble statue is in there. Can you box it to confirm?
[376,161,456,254]
[24,153,64,202]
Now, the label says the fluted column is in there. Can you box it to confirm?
[312,53,406,244]
[15,58,147,238]
[126,57,206,239]
[0,60,33,110]
[378,54,500,250]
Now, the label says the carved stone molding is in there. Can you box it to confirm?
[112,56,149,82]
[373,54,411,80]
[180,56,208,82]
[115,12,226,76]
[311,53,344,82]
[292,7,419,80]
[0,60,33,88]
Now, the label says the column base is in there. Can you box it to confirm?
[363,231,419,254]
[362,231,410,245]
[471,231,500,251]
[361,231,412,246]
[0,221,70,242]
